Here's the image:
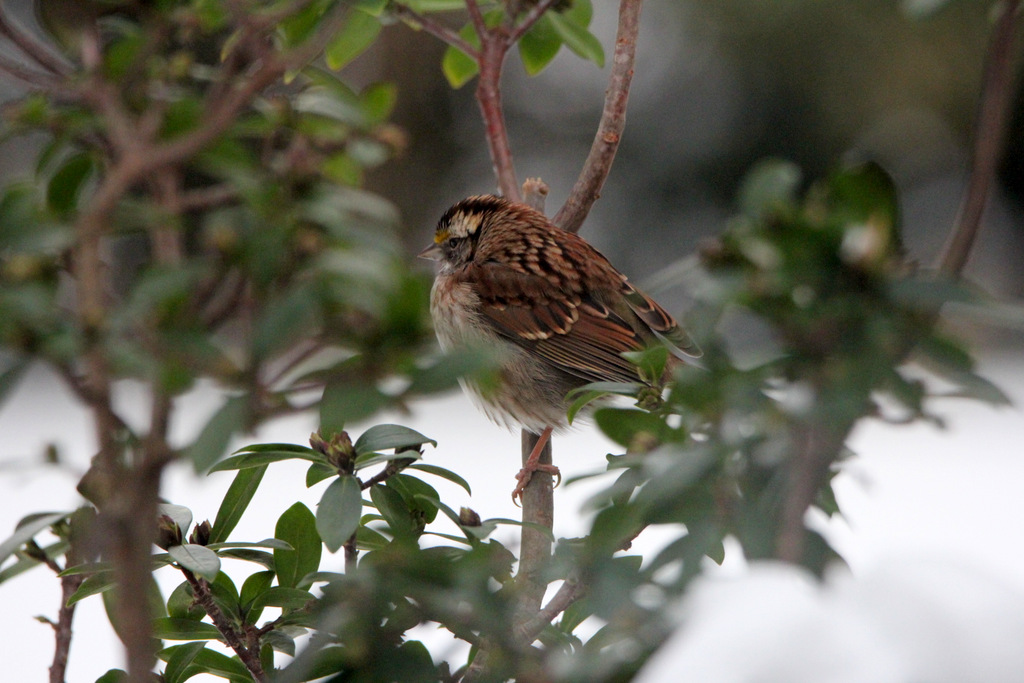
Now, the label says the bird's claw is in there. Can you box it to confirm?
[511,463,562,505]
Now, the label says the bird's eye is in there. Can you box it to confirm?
[447,238,458,248]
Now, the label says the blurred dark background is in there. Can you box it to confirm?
[347,1,1024,316]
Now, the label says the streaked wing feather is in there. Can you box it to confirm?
[621,283,702,359]
[464,261,647,383]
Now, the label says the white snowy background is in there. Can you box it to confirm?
[2,351,1024,682]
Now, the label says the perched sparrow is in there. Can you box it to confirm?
[419,195,701,500]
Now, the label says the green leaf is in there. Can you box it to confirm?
[0,511,69,567]
[407,463,472,495]
[403,0,468,9]
[518,15,562,75]
[368,483,416,536]
[565,381,643,424]
[158,645,251,683]
[547,6,604,67]
[208,572,241,622]
[169,544,221,581]
[355,0,388,14]
[738,158,802,220]
[326,10,381,70]
[95,670,128,683]
[360,82,398,124]
[248,586,316,611]
[0,540,69,583]
[306,462,335,487]
[828,160,900,229]
[353,450,422,470]
[316,475,363,553]
[158,504,193,536]
[593,408,671,448]
[209,465,267,544]
[231,442,321,457]
[353,424,436,455]
[163,640,205,683]
[185,396,249,472]
[277,0,332,47]
[166,581,205,621]
[206,539,293,551]
[253,287,319,359]
[46,152,95,217]
[405,346,499,395]
[239,570,274,612]
[441,25,480,88]
[217,549,276,569]
[66,569,117,606]
[275,503,322,588]
[319,379,389,434]
[152,618,223,642]
[388,474,439,524]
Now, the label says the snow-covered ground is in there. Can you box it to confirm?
[2,353,1023,682]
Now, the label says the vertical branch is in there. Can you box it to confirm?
[182,570,268,682]
[553,0,644,234]
[476,35,521,201]
[774,421,848,563]
[514,181,553,629]
[939,0,1020,275]
[515,431,554,622]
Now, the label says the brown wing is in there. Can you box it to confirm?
[460,260,654,384]
[619,282,702,360]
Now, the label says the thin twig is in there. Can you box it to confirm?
[393,4,480,57]
[938,0,1020,275]
[177,184,240,212]
[464,0,489,41]
[0,53,60,89]
[0,5,70,76]
[48,574,84,683]
[46,544,84,683]
[515,573,583,643]
[553,0,644,233]
[506,0,561,45]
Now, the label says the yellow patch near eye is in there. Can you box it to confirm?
[434,228,450,245]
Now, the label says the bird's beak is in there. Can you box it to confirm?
[418,243,443,261]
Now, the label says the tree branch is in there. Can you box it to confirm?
[506,0,561,45]
[182,568,268,682]
[393,4,480,57]
[514,573,584,644]
[0,5,70,76]
[938,0,1020,275]
[464,0,489,41]
[513,431,554,632]
[0,52,60,89]
[47,558,85,683]
[476,35,520,200]
[553,0,644,233]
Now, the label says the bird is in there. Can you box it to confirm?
[418,195,701,501]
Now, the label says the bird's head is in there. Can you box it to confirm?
[418,195,511,268]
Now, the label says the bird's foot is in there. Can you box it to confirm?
[512,462,561,505]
